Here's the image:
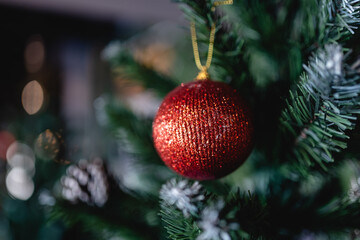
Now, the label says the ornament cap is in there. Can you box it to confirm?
[196,67,210,81]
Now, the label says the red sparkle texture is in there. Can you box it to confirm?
[153,79,254,180]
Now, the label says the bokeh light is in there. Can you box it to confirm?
[0,131,16,160]
[6,167,34,201]
[34,129,60,161]
[21,80,44,115]
[6,142,35,174]
[24,38,45,73]
[38,189,56,206]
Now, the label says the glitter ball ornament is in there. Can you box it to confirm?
[153,79,254,180]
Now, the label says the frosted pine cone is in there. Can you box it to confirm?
[160,178,205,217]
[349,177,360,202]
[61,158,109,207]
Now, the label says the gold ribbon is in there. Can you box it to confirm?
[190,0,233,80]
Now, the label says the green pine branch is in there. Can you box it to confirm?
[159,179,269,240]
[159,174,360,240]
[160,206,201,240]
[264,174,360,239]
[281,44,360,171]
[323,0,360,42]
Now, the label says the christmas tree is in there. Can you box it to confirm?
[3,0,360,239]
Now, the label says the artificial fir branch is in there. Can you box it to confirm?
[160,205,202,240]
[159,171,360,240]
[160,179,204,239]
[159,179,269,240]
[325,0,360,37]
[281,44,360,170]
[263,173,360,239]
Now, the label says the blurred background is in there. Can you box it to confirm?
[0,0,187,239]
[2,0,360,239]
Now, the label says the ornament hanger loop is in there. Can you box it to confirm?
[190,22,215,74]
[190,0,233,80]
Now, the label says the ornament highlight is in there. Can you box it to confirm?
[153,79,254,180]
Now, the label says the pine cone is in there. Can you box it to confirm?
[349,177,360,202]
[61,158,109,207]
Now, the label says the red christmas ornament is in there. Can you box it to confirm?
[153,79,254,180]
